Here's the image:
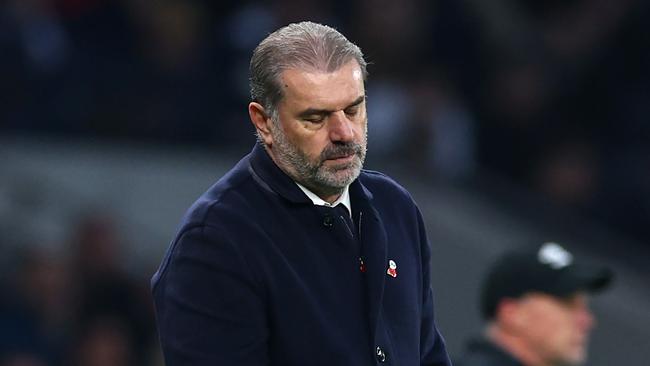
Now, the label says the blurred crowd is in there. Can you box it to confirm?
[0,213,157,366]
[1,0,650,364]
[2,0,650,239]
[3,0,650,244]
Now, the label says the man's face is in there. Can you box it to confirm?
[267,60,367,200]
[516,292,595,365]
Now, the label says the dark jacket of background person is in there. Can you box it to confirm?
[151,143,451,366]
[454,338,522,366]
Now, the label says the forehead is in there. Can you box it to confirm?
[278,60,365,110]
[522,292,587,313]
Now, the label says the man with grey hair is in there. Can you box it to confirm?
[152,21,451,365]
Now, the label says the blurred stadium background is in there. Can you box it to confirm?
[1,0,649,365]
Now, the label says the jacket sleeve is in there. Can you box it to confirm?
[416,208,453,366]
[152,225,268,365]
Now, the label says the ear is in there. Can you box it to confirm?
[496,298,525,330]
[248,102,274,146]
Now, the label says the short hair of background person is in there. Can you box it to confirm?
[456,242,613,366]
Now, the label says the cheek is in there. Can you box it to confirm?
[295,133,331,160]
[282,123,324,154]
[357,123,368,141]
[356,115,368,135]
[528,309,576,354]
[528,316,557,342]
[521,307,561,341]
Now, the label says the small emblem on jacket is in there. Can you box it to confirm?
[387,259,397,278]
[359,257,366,273]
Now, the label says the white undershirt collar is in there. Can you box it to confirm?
[295,183,352,217]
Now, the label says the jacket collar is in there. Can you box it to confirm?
[248,142,374,205]
[248,142,312,204]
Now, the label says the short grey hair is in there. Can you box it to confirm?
[249,21,368,122]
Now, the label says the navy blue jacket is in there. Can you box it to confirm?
[152,143,451,365]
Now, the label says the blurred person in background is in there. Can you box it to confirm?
[0,354,47,366]
[152,21,451,365]
[67,212,155,366]
[71,318,134,366]
[0,210,157,366]
[455,242,613,366]
[0,248,70,366]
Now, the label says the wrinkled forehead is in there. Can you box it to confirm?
[278,60,365,109]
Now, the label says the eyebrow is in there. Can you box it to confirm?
[298,95,366,118]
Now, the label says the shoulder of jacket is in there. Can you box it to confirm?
[359,169,415,203]
[179,167,262,229]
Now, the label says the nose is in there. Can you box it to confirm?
[328,110,355,142]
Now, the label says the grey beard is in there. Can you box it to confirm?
[269,122,366,196]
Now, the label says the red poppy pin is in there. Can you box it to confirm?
[387,259,397,278]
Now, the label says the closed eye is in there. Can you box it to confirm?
[298,95,365,123]
[344,106,360,117]
[303,114,326,123]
